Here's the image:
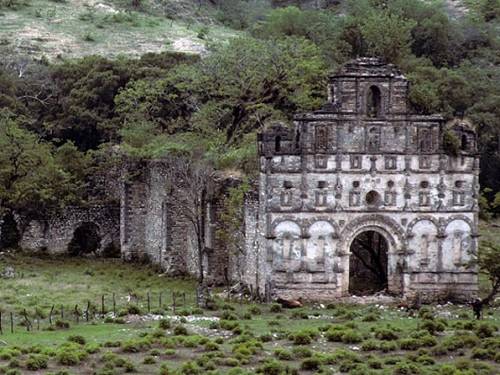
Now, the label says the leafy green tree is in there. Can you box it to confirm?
[475,241,500,304]
[0,112,77,217]
[359,10,416,64]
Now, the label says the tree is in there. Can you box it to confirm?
[0,112,77,218]
[473,242,500,308]
[359,10,416,64]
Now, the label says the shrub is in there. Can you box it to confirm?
[471,348,494,360]
[291,346,312,358]
[270,303,282,313]
[248,306,262,315]
[361,339,379,351]
[399,338,422,351]
[54,320,70,329]
[256,358,294,374]
[204,341,219,351]
[220,310,238,321]
[368,357,384,369]
[274,348,292,360]
[122,339,150,353]
[475,322,496,338]
[25,354,48,370]
[419,319,445,334]
[362,313,379,322]
[375,327,399,340]
[301,357,321,371]
[143,355,156,364]
[341,329,363,343]
[67,335,86,345]
[57,350,80,366]
[289,329,317,345]
[379,341,398,353]
[173,325,188,336]
[159,319,171,329]
[393,361,422,375]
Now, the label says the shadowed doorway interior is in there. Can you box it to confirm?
[348,230,388,295]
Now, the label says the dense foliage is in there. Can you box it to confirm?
[1,0,500,217]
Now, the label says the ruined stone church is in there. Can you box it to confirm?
[256,58,479,301]
[13,58,479,302]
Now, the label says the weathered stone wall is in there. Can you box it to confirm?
[120,161,237,284]
[19,206,120,255]
[256,58,479,302]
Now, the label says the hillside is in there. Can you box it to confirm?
[0,0,239,61]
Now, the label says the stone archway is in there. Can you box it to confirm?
[348,230,388,295]
[68,222,101,256]
[339,215,406,296]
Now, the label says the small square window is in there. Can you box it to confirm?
[385,156,397,170]
[281,190,293,206]
[453,191,465,206]
[350,155,362,169]
[317,181,327,189]
[315,191,327,206]
[419,192,430,206]
[315,155,327,169]
[384,191,396,206]
[283,181,293,189]
[349,191,361,207]
[419,156,431,169]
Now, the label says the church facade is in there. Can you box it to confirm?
[256,58,480,301]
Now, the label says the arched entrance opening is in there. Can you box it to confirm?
[0,212,20,250]
[348,230,388,295]
[68,222,101,256]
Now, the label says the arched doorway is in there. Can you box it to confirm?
[348,230,388,295]
[68,222,101,256]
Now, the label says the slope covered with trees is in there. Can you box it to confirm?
[1,0,500,222]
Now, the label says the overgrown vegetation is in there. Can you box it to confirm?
[0,0,499,228]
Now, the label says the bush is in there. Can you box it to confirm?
[375,327,399,340]
[362,313,379,322]
[67,335,86,345]
[289,329,317,345]
[301,357,321,371]
[475,322,496,338]
[274,348,292,360]
[248,306,262,315]
[379,341,398,353]
[220,310,238,321]
[399,338,422,351]
[419,319,445,334]
[256,358,295,375]
[291,346,312,358]
[57,350,80,366]
[159,319,171,329]
[143,355,156,364]
[361,339,379,351]
[173,325,188,336]
[54,320,70,329]
[25,354,48,370]
[270,304,282,313]
[341,330,363,344]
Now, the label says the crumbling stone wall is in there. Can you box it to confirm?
[120,161,237,284]
[255,58,479,302]
[18,206,120,256]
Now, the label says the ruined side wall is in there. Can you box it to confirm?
[19,206,120,255]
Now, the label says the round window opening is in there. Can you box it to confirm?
[366,190,381,206]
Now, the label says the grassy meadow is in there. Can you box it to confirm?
[0,250,499,374]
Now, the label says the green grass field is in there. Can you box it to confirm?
[0,251,499,374]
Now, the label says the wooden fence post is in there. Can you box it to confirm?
[159,292,162,309]
[0,311,2,335]
[10,312,13,334]
[49,305,54,325]
[101,295,105,316]
[86,301,90,322]
[61,305,64,320]
[112,293,116,316]
[172,292,176,314]
[182,292,186,306]
[147,292,151,313]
